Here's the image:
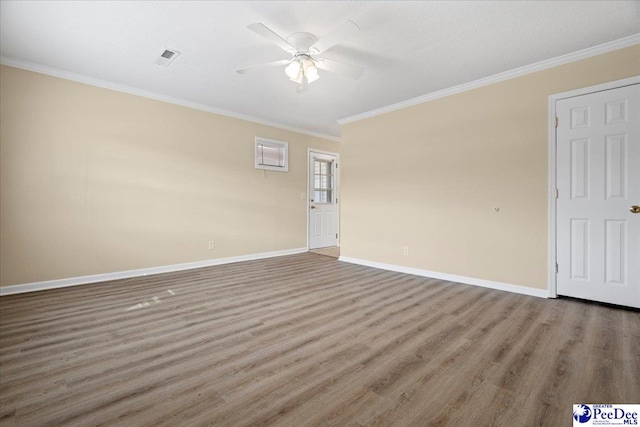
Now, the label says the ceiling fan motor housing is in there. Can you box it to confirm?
[286,32,319,54]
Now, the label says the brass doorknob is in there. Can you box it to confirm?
[631,205,640,214]
[310,206,316,209]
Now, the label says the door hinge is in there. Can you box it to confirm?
[555,263,558,273]
[555,117,558,128]
[336,163,338,169]
[554,188,559,199]
[336,233,338,239]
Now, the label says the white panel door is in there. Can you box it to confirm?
[309,152,338,249]
[556,83,640,308]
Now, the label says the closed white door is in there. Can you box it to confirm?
[309,152,338,249]
[556,83,640,308]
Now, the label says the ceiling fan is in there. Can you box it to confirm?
[236,20,364,92]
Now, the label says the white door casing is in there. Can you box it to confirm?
[556,83,640,308]
[309,151,338,249]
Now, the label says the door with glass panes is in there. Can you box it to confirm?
[309,152,338,249]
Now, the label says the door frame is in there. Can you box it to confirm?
[307,148,340,250]
[547,75,640,298]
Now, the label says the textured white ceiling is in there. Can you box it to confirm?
[1,1,639,139]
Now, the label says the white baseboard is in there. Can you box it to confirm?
[338,256,550,299]
[0,247,308,296]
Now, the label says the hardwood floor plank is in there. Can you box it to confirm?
[1,253,637,426]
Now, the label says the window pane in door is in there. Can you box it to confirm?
[314,159,334,204]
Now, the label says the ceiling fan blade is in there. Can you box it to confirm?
[316,58,364,80]
[309,20,359,55]
[247,23,297,54]
[236,59,290,75]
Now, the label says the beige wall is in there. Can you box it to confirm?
[0,65,339,287]
[341,45,640,291]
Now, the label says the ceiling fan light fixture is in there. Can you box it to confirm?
[287,57,320,85]
[285,61,301,79]
[290,68,304,84]
[303,59,319,83]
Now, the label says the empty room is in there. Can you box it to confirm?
[0,1,639,426]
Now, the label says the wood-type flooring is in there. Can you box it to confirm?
[0,253,638,426]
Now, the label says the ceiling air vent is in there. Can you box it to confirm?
[155,48,180,66]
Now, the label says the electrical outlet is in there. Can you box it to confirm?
[402,246,409,256]
[300,193,306,200]
[208,240,215,250]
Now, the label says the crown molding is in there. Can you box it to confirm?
[0,57,341,143]
[338,33,640,125]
